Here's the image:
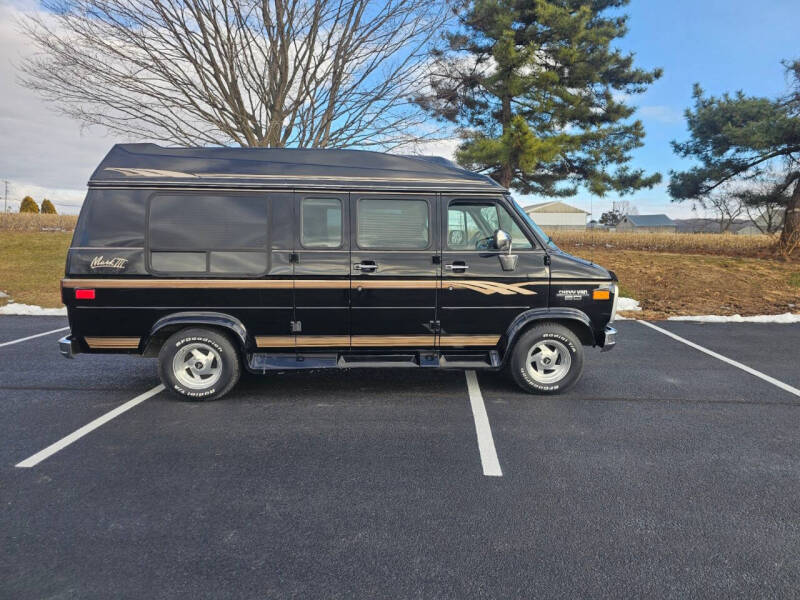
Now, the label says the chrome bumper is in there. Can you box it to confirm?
[600,325,617,352]
[58,335,79,358]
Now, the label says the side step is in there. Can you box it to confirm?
[440,351,499,369]
[247,350,500,372]
[249,353,338,371]
[339,354,419,368]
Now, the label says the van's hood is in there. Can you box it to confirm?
[547,248,614,280]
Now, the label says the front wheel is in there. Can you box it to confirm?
[158,328,241,401]
[508,323,584,394]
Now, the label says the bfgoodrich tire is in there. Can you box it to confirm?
[508,323,584,394]
[158,328,241,401]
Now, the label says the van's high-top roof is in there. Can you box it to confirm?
[89,144,505,193]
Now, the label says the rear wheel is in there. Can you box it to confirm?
[508,323,584,394]
[158,328,241,401]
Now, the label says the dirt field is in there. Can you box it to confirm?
[573,248,800,318]
[548,230,780,259]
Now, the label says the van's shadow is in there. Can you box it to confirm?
[230,367,471,404]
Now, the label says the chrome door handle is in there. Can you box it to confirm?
[354,263,378,272]
[445,264,469,271]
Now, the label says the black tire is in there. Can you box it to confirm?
[158,327,241,401]
[508,323,584,394]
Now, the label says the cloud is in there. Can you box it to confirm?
[637,104,684,124]
[408,137,460,161]
[0,3,120,213]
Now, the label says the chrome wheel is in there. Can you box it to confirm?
[172,342,223,390]
[525,339,571,384]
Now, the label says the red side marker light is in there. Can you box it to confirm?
[75,289,96,300]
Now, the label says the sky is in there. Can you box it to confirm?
[0,0,797,217]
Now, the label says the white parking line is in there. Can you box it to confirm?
[0,326,69,349]
[15,384,165,468]
[465,370,503,477]
[639,320,800,399]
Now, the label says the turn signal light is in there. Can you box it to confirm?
[593,289,610,301]
[75,289,96,300]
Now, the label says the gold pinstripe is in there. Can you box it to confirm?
[84,337,140,349]
[62,278,554,295]
[255,335,499,348]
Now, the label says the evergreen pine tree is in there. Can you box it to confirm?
[417,0,662,195]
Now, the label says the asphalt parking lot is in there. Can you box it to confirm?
[2,316,800,599]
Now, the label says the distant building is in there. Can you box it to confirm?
[523,201,589,230]
[674,218,724,233]
[617,214,677,233]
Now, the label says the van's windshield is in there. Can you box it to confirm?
[507,195,558,250]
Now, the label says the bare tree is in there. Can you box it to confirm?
[735,175,789,234]
[18,0,450,149]
[613,200,638,216]
[692,187,744,233]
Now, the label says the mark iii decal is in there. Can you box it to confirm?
[90,256,129,271]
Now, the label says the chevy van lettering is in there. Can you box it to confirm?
[60,143,618,400]
[556,288,589,301]
[90,256,128,270]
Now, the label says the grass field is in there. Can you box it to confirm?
[0,218,798,316]
[0,231,72,307]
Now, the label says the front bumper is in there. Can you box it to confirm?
[600,325,617,352]
[58,335,79,358]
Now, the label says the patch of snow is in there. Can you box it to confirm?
[617,297,641,312]
[0,291,9,299]
[668,313,800,324]
[0,303,67,316]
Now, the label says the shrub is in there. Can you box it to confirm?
[19,196,39,213]
[40,199,57,214]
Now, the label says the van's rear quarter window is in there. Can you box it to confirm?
[148,194,268,250]
[147,194,269,276]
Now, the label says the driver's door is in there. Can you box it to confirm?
[438,196,549,348]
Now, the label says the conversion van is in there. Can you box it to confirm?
[60,144,618,400]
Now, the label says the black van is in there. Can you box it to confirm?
[60,144,618,400]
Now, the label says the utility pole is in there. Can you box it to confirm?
[3,180,7,213]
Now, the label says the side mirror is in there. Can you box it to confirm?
[493,229,512,253]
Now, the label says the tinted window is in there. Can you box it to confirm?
[151,252,206,272]
[147,194,268,275]
[448,201,533,250]
[301,198,342,248]
[357,199,429,249]
[209,251,267,274]
[149,195,267,250]
[72,190,146,247]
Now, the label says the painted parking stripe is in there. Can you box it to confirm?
[15,384,165,468]
[0,326,69,349]
[639,320,800,399]
[465,370,503,477]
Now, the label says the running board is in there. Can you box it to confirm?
[247,350,500,372]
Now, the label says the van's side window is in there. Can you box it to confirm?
[447,201,533,250]
[357,198,429,249]
[72,190,145,247]
[148,194,268,275]
[301,198,342,248]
